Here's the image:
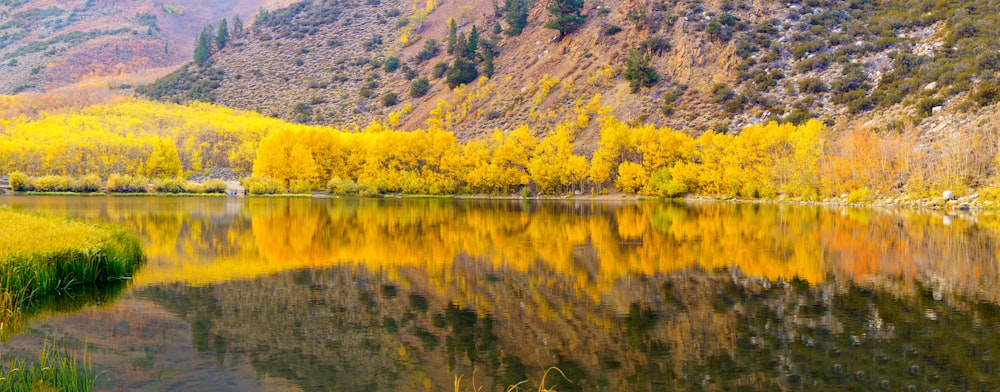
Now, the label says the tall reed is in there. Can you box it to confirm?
[0,341,98,391]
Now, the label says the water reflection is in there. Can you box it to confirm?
[3,196,1000,390]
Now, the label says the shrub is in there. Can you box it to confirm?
[106,174,148,193]
[917,97,945,116]
[416,39,439,62]
[183,181,205,193]
[32,175,72,192]
[973,82,1000,107]
[432,62,449,78]
[845,187,873,204]
[242,176,284,195]
[327,177,360,196]
[639,36,671,55]
[384,56,400,72]
[381,92,399,107]
[410,77,430,97]
[152,178,185,193]
[70,174,101,193]
[8,171,29,191]
[603,25,622,36]
[798,77,828,94]
[623,48,658,93]
[201,179,228,194]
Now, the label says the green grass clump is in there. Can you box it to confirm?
[0,341,98,391]
[0,208,144,319]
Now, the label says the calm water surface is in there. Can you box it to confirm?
[3,196,1000,391]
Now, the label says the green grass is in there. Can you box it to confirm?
[0,208,144,336]
[0,341,99,391]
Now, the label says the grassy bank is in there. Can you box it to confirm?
[0,342,98,391]
[0,208,143,336]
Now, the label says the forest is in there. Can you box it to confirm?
[0,90,997,202]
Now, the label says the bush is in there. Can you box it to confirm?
[152,178,185,193]
[242,176,284,195]
[917,97,945,116]
[31,175,72,192]
[432,62,449,79]
[410,77,430,97]
[845,187,873,204]
[201,179,228,194]
[973,82,1000,107]
[9,171,29,191]
[327,177,360,196]
[70,174,102,193]
[106,174,149,193]
[381,92,399,107]
[384,56,399,72]
[798,77,828,94]
[603,25,622,36]
[416,39,439,63]
[623,48,658,93]
[183,181,205,193]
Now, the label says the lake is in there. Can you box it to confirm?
[2,196,1000,391]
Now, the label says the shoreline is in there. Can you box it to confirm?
[3,188,992,211]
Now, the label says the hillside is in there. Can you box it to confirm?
[0,0,277,93]
[138,0,1000,141]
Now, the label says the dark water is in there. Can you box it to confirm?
[3,196,1000,391]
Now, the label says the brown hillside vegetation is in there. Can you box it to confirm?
[139,0,1000,145]
[0,0,272,93]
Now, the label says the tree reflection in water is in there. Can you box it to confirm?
[5,196,1000,390]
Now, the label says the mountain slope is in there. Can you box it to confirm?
[0,0,278,93]
[139,0,1000,143]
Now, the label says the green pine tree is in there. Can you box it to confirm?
[544,0,585,38]
[216,18,229,50]
[193,26,213,66]
[504,0,528,36]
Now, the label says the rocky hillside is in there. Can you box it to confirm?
[0,0,278,93]
[138,0,1000,144]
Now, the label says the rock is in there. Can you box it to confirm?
[924,82,938,90]
[932,106,943,114]
[943,190,953,200]
[957,203,971,211]
[840,193,848,199]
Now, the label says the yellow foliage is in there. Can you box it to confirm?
[615,161,648,193]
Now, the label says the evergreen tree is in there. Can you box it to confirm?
[623,48,659,93]
[544,0,585,38]
[482,46,495,78]
[193,26,213,66]
[493,21,503,35]
[216,19,229,50]
[446,58,478,87]
[466,25,479,60]
[455,32,468,59]
[232,15,244,38]
[447,18,458,55]
[504,0,528,36]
